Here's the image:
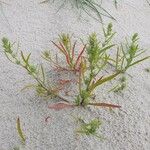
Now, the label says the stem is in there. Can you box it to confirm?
[21,64,69,103]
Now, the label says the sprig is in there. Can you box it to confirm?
[75,24,149,107]
[113,33,150,72]
[17,117,26,144]
[2,38,69,102]
[76,118,103,139]
[43,34,86,72]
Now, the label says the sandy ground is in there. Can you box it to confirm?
[0,0,150,150]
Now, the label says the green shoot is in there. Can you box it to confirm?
[42,34,86,73]
[109,76,127,93]
[76,23,118,106]
[75,24,149,107]
[16,117,26,144]
[112,33,150,72]
[76,118,103,139]
[2,38,69,102]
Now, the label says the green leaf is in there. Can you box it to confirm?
[89,71,121,92]
[129,56,150,68]
[20,84,36,92]
[20,51,26,63]
[77,118,102,138]
[41,64,45,83]
[17,117,26,144]
[100,44,115,53]
[26,53,31,64]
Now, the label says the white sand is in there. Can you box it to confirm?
[0,0,150,150]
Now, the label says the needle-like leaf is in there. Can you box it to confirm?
[17,117,26,144]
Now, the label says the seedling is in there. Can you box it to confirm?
[76,117,103,139]
[109,76,127,93]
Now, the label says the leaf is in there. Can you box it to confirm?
[64,52,71,66]
[75,45,86,67]
[26,53,31,64]
[20,51,26,63]
[52,41,71,66]
[72,41,77,60]
[51,41,66,55]
[59,42,68,55]
[20,84,36,92]
[17,117,26,144]
[89,71,121,92]
[41,64,45,83]
[88,103,121,108]
[100,44,115,53]
[48,102,75,111]
[129,56,150,68]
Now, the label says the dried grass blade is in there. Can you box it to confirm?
[48,102,75,111]
[88,102,121,108]
[17,117,26,144]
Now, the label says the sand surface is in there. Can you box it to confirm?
[0,0,150,150]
